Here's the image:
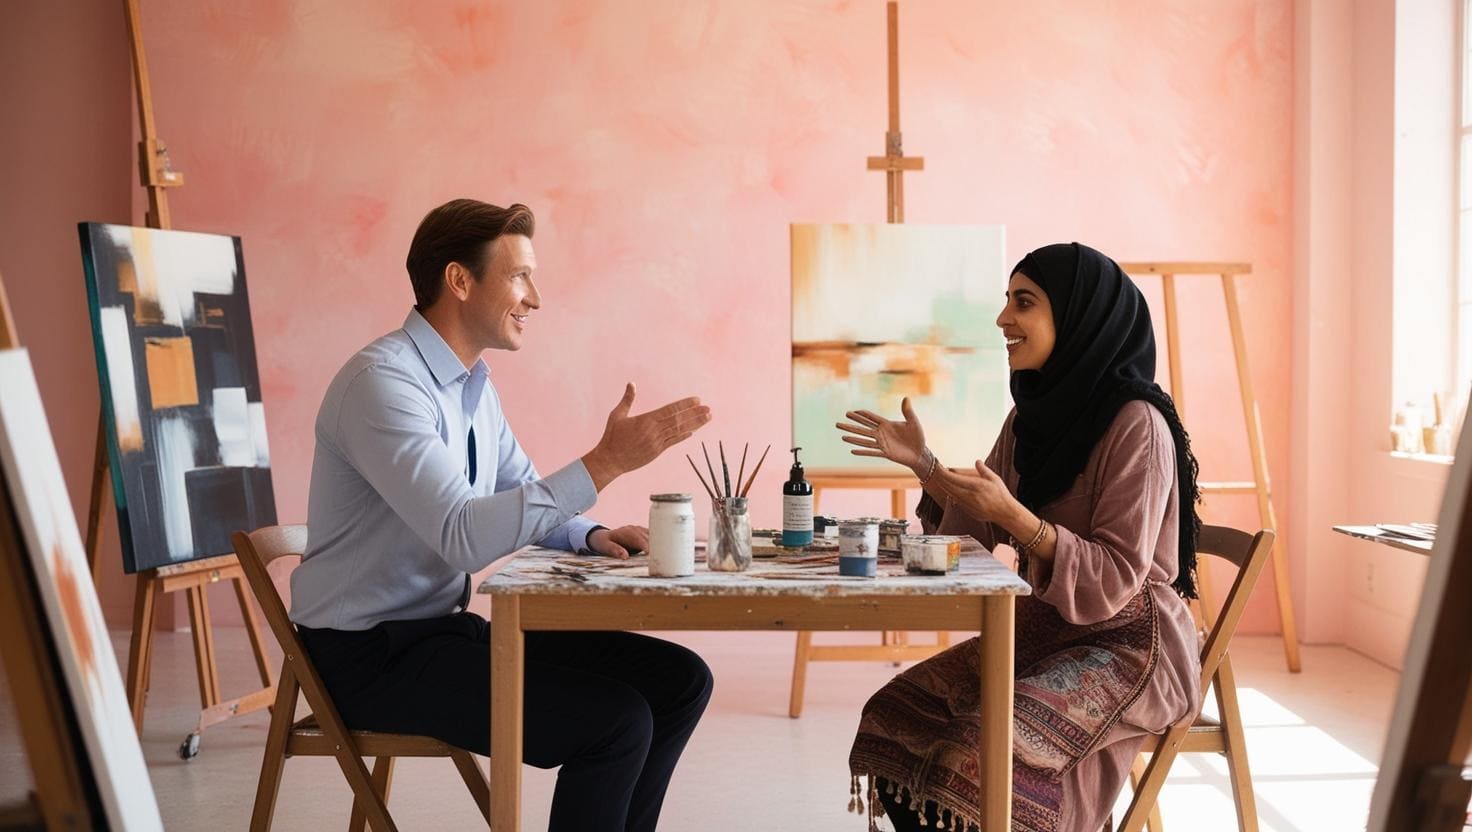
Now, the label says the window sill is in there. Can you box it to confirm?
[1389,450,1455,466]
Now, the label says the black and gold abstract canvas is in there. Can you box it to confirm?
[79,223,276,573]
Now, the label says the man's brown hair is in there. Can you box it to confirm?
[405,199,535,309]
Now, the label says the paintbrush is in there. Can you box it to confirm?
[739,444,772,498]
[719,441,733,499]
[701,442,723,499]
[686,454,717,501]
[736,442,749,498]
[695,450,741,568]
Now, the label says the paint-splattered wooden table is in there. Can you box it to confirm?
[480,546,1032,831]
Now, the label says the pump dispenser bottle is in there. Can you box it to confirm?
[782,447,814,547]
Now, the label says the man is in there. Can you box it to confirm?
[290,199,714,831]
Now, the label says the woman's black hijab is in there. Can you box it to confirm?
[1010,242,1201,599]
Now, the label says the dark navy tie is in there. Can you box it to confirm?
[467,425,477,485]
[455,425,477,612]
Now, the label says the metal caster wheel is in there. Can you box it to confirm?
[178,732,200,761]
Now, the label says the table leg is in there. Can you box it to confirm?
[980,595,1015,831]
[789,631,812,719]
[490,595,524,831]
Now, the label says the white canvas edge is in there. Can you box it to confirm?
[0,348,164,831]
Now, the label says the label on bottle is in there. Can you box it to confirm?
[782,495,814,545]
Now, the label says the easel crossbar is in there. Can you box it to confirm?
[1119,262,1252,275]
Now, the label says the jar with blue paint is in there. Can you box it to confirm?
[838,518,880,577]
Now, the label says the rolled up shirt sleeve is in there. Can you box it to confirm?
[335,364,597,573]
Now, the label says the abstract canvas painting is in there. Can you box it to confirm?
[791,223,1010,472]
[79,223,276,573]
[0,348,164,830]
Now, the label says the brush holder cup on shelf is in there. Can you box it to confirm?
[707,497,752,572]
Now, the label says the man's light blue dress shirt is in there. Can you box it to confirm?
[290,309,601,631]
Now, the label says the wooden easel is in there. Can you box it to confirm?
[1118,262,1302,673]
[1366,404,1472,831]
[0,273,100,829]
[85,0,276,758]
[865,1,923,223]
[788,1,951,719]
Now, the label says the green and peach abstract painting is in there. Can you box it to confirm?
[791,223,1010,472]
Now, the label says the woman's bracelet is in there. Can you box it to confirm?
[916,447,939,484]
[1015,516,1049,554]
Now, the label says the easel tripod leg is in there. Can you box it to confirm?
[83,418,110,583]
[234,576,276,690]
[186,585,221,708]
[197,585,223,704]
[126,573,158,731]
[1221,273,1301,672]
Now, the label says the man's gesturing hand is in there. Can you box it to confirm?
[582,383,712,491]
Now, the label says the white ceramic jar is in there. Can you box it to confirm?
[648,493,695,577]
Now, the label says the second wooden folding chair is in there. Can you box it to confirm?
[1117,524,1277,832]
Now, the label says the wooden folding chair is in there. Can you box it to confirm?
[1117,524,1277,832]
[232,526,490,832]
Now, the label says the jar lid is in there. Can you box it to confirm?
[650,493,693,503]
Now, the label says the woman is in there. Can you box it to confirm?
[837,243,1203,832]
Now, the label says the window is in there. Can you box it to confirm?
[1389,0,1458,452]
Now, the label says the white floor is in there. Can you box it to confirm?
[0,630,1400,831]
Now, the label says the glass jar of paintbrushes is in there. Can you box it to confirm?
[685,440,770,574]
[707,497,751,571]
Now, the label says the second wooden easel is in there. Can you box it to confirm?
[788,1,952,719]
[1119,262,1302,673]
[84,0,276,758]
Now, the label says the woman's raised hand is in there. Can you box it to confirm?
[835,397,928,471]
[931,460,1015,524]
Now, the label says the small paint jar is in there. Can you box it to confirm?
[648,493,695,577]
[813,515,841,538]
[838,518,880,577]
[878,519,910,556]
[901,535,963,575]
[707,497,753,572]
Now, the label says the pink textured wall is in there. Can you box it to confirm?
[0,0,141,626]
[0,0,134,804]
[34,1,1298,635]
